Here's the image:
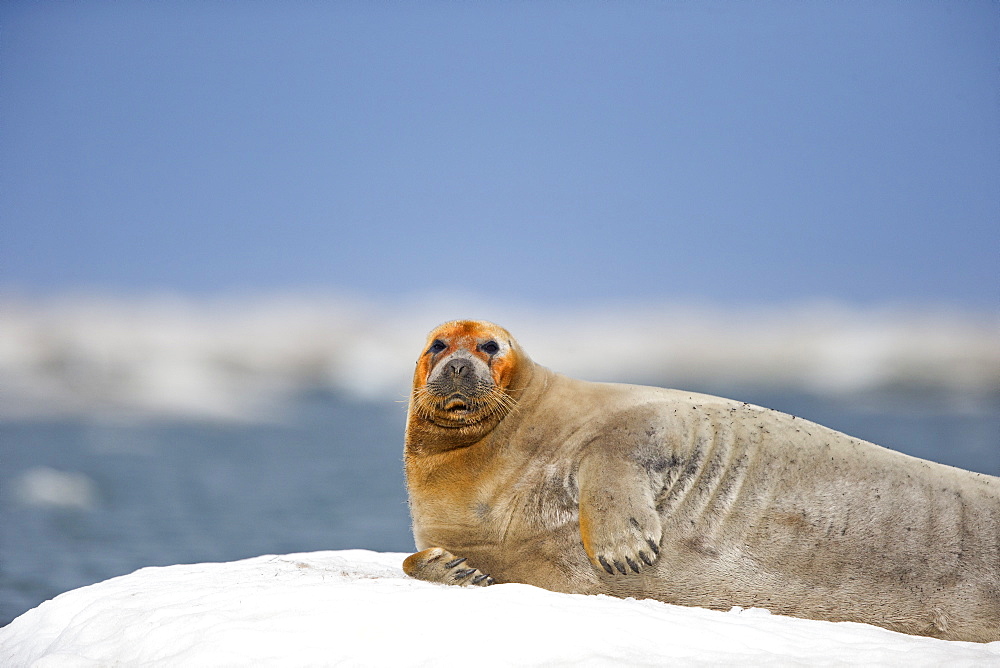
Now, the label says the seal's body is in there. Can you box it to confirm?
[403,321,1000,642]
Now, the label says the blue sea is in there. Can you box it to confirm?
[3,386,997,627]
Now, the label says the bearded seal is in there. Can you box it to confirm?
[402,320,1000,642]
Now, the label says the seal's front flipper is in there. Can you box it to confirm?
[403,547,495,586]
[578,455,664,575]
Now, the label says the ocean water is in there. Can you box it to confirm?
[2,386,997,627]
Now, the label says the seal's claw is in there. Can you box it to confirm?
[581,505,664,577]
[578,456,665,577]
[403,547,494,587]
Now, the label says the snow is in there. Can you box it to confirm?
[2,550,997,667]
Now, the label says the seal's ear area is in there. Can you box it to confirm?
[488,340,520,390]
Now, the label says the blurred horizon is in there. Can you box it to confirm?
[2,291,997,423]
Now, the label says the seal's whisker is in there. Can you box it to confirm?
[409,368,519,427]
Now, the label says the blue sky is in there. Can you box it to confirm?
[2,1,997,307]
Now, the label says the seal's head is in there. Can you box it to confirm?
[408,320,528,443]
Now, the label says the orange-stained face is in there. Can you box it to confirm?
[411,320,520,428]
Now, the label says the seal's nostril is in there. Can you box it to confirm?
[448,359,469,377]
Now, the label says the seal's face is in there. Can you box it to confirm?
[411,320,520,430]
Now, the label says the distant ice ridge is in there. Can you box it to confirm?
[1,549,998,666]
[14,467,97,510]
[0,293,996,420]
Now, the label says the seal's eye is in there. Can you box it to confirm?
[428,340,447,354]
[479,340,500,356]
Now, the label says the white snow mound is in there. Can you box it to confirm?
[1,550,997,667]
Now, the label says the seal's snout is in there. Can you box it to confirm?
[427,353,489,398]
[445,357,472,378]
